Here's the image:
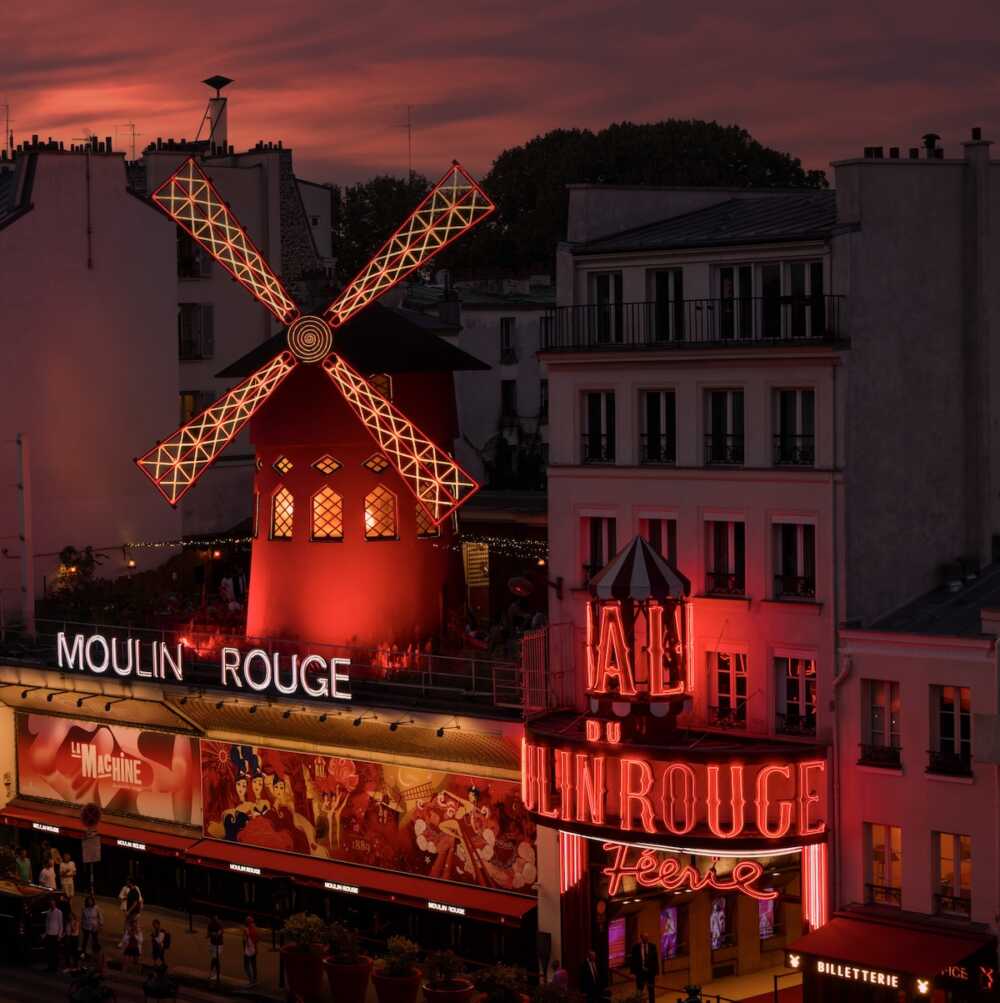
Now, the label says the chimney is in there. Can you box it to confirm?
[922,132,941,157]
[202,75,233,151]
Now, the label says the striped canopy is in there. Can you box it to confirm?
[590,535,690,601]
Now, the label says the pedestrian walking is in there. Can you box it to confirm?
[243,915,259,987]
[59,851,77,900]
[120,914,142,974]
[14,848,31,883]
[80,894,103,957]
[38,858,56,891]
[118,876,143,920]
[151,918,171,970]
[43,896,63,972]
[207,913,224,986]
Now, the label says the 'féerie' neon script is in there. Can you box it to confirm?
[601,842,778,900]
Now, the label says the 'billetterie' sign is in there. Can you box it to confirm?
[56,632,351,702]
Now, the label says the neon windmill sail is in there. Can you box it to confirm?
[136,157,493,523]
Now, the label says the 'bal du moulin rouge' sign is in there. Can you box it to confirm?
[56,631,351,702]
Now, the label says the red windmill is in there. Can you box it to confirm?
[137,157,495,646]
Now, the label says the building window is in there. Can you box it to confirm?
[363,453,389,473]
[539,379,549,424]
[705,520,745,595]
[718,265,753,340]
[774,522,816,599]
[311,487,343,542]
[364,485,397,540]
[583,516,616,584]
[179,390,212,424]
[648,268,684,341]
[860,680,901,767]
[416,504,440,539]
[369,373,393,400]
[716,260,825,340]
[775,657,816,735]
[270,487,294,541]
[178,303,215,360]
[590,270,623,344]
[501,379,518,420]
[865,823,902,907]
[273,455,294,475]
[177,230,212,278]
[500,317,517,363]
[929,686,972,775]
[934,832,972,918]
[312,454,342,475]
[640,517,677,566]
[709,651,747,727]
[774,389,815,466]
[704,389,744,465]
[640,390,676,464]
[582,391,615,463]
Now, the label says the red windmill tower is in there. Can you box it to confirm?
[136,157,494,646]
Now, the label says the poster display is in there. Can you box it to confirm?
[16,714,202,826]
[200,741,537,892]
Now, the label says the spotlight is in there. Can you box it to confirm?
[126,558,137,569]
[436,727,445,738]
[282,709,292,719]
[435,721,460,738]
[388,718,413,732]
[353,717,363,727]
[318,714,327,723]
[46,691,60,702]
[179,696,188,705]
[249,704,258,714]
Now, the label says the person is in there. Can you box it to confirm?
[119,877,143,919]
[59,851,77,900]
[630,932,659,1003]
[151,918,170,970]
[579,949,604,1003]
[550,959,569,990]
[43,896,63,971]
[63,905,80,969]
[243,915,259,986]
[207,914,224,986]
[121,914,142,974]
[38,857,56,891]
[80,894,103,957]
[14,847,31,883]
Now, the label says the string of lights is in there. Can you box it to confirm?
[433,534,549,560]
[125,535,254,551]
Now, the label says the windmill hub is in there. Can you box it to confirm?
[287,314,333,363]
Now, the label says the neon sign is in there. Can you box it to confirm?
[602,842,778,900]
[813,959,900,989]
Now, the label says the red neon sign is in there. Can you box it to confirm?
[601,842,778,901]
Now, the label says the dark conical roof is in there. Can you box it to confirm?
[590,535,690,601]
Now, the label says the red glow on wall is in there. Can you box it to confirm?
[801,842,829,928]
[798,761,826,837]
[560,831,587,894]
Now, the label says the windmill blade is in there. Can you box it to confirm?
[152,157,299,325]
[137,352,298,504]
[321,354,479,524]
[324,162,494,329]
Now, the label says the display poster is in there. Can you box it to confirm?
[16,714,202,826]
[710,896,728,949]
[660,905,679,959]
[200,741,537,892]
[758,898,776,939]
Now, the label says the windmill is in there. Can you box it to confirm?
[136,156,493,526]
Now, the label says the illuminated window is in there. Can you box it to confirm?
[934,832,971,917]
[311,487,343,542]
[312,454,341,475]
[369,373,393,400]
[363,453,389,473]
[462,541,489,587]
[865,822,902,907]
[273,455,294,475]
[270,487,294,540]
[709,650,747,728]
[774,657,816,735]
[364,485,397,540]
[416,504,440,539]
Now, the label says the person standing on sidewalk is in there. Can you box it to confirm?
[43,896,63,972]
[59,852,77,901]
[38,857,56,891]
[119,877,143,921]
[80,894,103,957]
[207,914,224,986]
[14,848,30,883]
[151,918,171,971]
[242,915,259,987]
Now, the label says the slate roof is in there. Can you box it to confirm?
[574,191,837,255]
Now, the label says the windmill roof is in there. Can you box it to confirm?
[216,302,488,378]
[574,191,837,254]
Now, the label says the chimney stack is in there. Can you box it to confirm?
[202,76,233,152]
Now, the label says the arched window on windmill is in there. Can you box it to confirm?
[364,485,397,541]
[270,486,294,540]
[416,503,440,539]
[311,487,344,542]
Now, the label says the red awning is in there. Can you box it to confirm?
[187,838,536,925]
[2,803,84,836]
[789,914,994,979]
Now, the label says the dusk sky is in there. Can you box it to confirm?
[6,1,999,185]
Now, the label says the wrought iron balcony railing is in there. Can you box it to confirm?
[773,434,815,466]
[927,748,973,777]
[858,743,902,768]
[774,574,817,600]
[708,703,747,728]
[639,433,676,465]
[541,295,845,353]
[705,571,745,596]
[775,711,817,736]
[865,883,902,908]
[704,433,744,466]
[581,433,615,464]
[934,893,972,918]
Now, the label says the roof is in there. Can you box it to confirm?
[872,562,1000,637]
[217,301,487,378]
[405,281,555,312]
[790,912,994,980]
[574,191,837,255]
[591,535,690,600]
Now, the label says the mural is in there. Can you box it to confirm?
[200,741,537,891]
[16,714,202,825]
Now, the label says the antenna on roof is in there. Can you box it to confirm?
[115,122,140,161]
[1,102,11,159]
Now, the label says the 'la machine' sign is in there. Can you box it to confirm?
[56,632,351,702]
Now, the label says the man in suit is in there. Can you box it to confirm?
[579,949,604,1003]
[630,933,659,1003]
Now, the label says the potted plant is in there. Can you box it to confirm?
[474,964,528,1003]
[423,950,475,1003]
[372,935,421,1003]
[281,912,329,1003]
[324,921,372,1003]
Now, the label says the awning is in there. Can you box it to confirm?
[187,838,536,926]
[789,913,995,981]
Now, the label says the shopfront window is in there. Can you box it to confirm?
[865,822,902,907]
[935,832,972,918]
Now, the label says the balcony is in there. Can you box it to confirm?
[639,433,675,465]
[708,704,747,729]
[581,433,615,464]
[934,893,972,919]
[705,571,745,596]
[858,743,902,768]
[775,711,816,737]
[774,434,815,466]
[541,295,845,353]
[865,883,902,908]
[704,433,744,466]
[774,574,817,600]
[926,748,973,777]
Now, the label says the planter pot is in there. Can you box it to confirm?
[423,979,477,1003]
[282,944,327,1003]
[373,967,423,1003]
[325,956,373,1003]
